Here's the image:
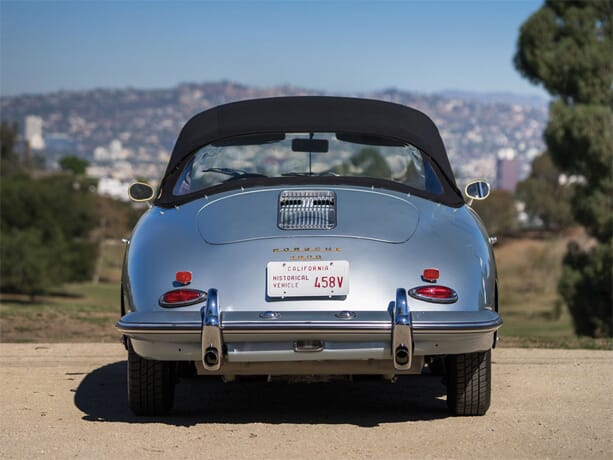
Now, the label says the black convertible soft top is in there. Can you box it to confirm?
[156,96,463,207]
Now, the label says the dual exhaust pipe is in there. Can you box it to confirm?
[201,287,414,372]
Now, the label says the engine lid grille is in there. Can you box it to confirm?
[278,190,337,230]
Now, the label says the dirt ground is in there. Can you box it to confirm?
[0,344,611,459]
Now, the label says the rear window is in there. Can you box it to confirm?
[173,132,444,196]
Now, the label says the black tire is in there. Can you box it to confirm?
[127,341,176,415]
[446,350,491,416]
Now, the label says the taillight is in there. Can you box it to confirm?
[159,289,207,307]
[409,285,458,303]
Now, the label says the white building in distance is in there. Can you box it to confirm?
[97,177,131,201]
[24,115,45,150]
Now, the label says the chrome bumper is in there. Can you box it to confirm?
[117,288,502,372]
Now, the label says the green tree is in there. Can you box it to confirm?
[92,195,143,240]
[472,189,519,236]
[0,229,69,301]
[1,121,21,175]
[559,241,612,337]
[515,0,612,337]
[0,174,99,299]
[350,148,392,178]
[515,151,575,229]
[59,155,89,175]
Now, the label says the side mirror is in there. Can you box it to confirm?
[465,180,491,204]
[128,182,154,202]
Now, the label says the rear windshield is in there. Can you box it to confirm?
[173,132,444,196]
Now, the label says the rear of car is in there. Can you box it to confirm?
[117,97,502,416]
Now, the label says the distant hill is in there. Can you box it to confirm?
[0,80,547,185]
[438,89,548,110]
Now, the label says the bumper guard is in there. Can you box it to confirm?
[392,288,413,370]
[201,288,222,371]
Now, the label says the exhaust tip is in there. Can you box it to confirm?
[395,345,410,366]
[204,347,219,367]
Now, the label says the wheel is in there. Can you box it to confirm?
[127,340,176,415]
[446,350,491,416]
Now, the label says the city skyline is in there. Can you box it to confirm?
[1,81,546,201]
[1,0,547,98]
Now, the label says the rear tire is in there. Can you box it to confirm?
[446,350,491,416]
[127,341,176,415]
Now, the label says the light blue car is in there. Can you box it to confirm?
[118,96,501,416]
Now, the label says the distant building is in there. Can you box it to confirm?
[24,115,45,150]
[94,139,130,161]
[496,148,520,191]
[97,177,131,201]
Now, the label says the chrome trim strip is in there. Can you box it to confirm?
[116,322,201,334]
[412,317,503,334]
[224,329,391,336]
[222,322,392,331]
[117,324,501,336]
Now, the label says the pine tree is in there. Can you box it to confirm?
[515,0,612,337]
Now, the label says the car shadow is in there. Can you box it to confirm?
[74,361,450,427]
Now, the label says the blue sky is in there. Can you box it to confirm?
[0,0,546,97]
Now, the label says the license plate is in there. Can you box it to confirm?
[267,260,350,298]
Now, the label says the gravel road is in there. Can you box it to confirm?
[1,344,611,459]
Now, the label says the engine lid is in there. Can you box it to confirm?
[198,188,419,244]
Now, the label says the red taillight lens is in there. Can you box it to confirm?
[409,285,458,303]
[160,289,206,307]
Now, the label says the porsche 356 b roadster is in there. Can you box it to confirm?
[117,96,501,416]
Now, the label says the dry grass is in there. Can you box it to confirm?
[95,240,124,283]
[496,235,567,320]
[494,229,610,349]
[0,282,121,343]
